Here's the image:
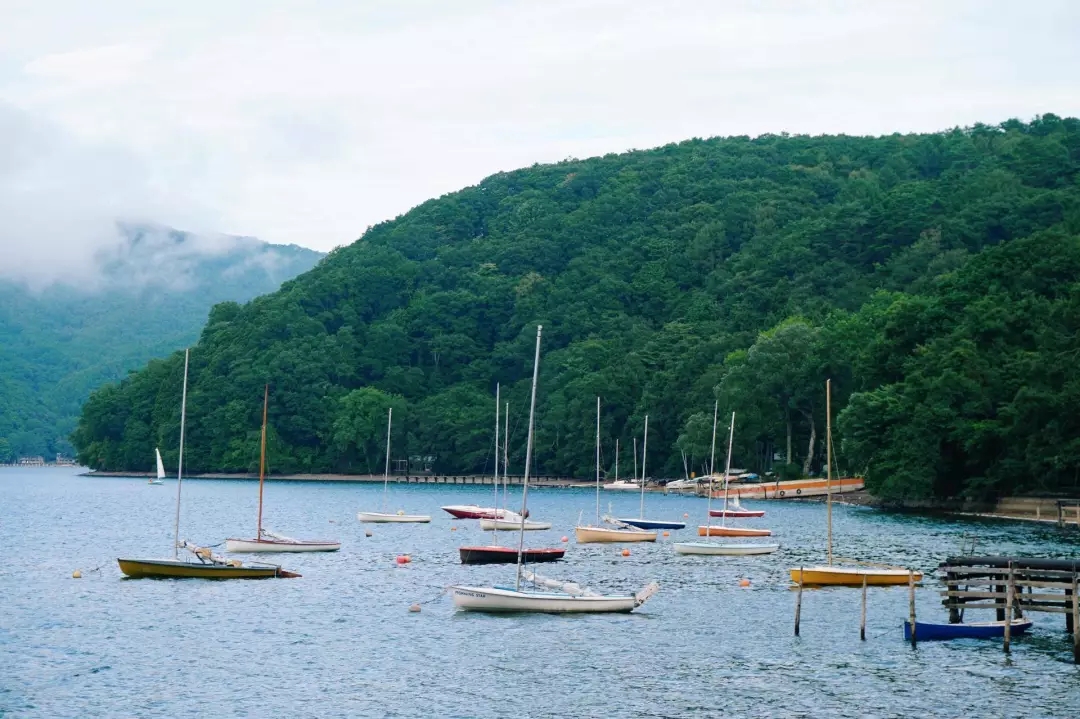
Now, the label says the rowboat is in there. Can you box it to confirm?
[442,504,524,520]
[358,510,431,523]
[902,618,1032,641]
[226,386,340,552]
[673,542,780,556]
[459,546,565,564]
[479,514,551,531]
[118,557,298,579]
[575,525,658,543]
[618,518,686,530]
[790,566,923,586]
[698,525,772,537]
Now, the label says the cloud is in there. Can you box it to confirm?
[0,0,1078,267]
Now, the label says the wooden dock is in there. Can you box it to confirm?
[940,556,1080,661]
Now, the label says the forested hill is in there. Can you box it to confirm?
[74,115,1080,500]
[0,227,323,461]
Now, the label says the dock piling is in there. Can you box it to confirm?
[860,575,867,641]
[1073,576,1080,664]
[1004,562,1015,653]
[908,569,916,647]
[794,567,803,636]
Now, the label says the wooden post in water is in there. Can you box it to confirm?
[860,575,867,641]
[947,568,961,624]
[795,568,803,636]
[1004,562,1015,654]
[995,579,1006,621]
[1067,584,1075,635]
[908,569,917,647]
[1073,575,1080,665]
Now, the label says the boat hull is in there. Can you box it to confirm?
[117,558,292,579]
[478,518,552,531]
[602,482,640,491]
[719,476,865,500]
[450,585,637,613]
[698,525,772,537]
[708,508,765,518]
[224,538,341,553]
[441,505,524,520]
[673,542,780,556]
[458,546,565,564]
[574,526,657,543]
[617,518,686,530]
[357,511,431,523]
[148,479,164,485]
[789,566,924,586]
[903,618,1032,641]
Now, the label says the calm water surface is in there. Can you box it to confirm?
[2,467,1079,718]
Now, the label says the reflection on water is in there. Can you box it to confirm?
[1,467,1078,717]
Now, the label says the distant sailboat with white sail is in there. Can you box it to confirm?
[148,448,165,485]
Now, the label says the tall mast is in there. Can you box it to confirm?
[594,396,601,526]
[503,402,509,513]
[615,439,619,482]
[257,384,268,538]
[826,379,833,566]
[515,325,542,591]
[633,438,638,483]
[707,400,718,519]
[639,415,648,519]
[722,412,735,528]
[172,348,189,559]
[493,383,500,544]
[383,407,392,513]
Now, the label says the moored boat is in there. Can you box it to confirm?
[459,545,565,564]
[618,518,686,530]
[673,542,779,556]
[358,510,431,523]
[708,507,765,518]
[575,525,658,543]
[479,513,551,531]
[790,566,923,586]
[902,618,1032,641]
[602,480,640,491]
[451,584,649,613]
[442,504,524,520]
[698,525,772,537]
[118,557,297,579]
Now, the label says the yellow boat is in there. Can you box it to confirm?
[574,526,657,543]
[789,566,922,586]
[117,558,298,579]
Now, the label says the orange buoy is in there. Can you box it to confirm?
[72,569,82,579]
[621,548,631,557]
[408,604,421,613]
[451,526,457,531]
[683,512,689,518]
[560,536,568,543]
[662,531,670,537]
[395,555,411,565]
[739,578,751,587]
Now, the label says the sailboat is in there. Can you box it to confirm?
[118,349,300,579]
[696,410,773,537]
[575,399,658,543]
[148,448,165,485]
[789,379,923,586]
[616,415,685,530]
[225,386,341,553]
[460,384,564,564]
[451,326,660,613]
[357,407,431,523]
[675,405,779,556]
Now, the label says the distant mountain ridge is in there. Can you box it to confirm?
[0,225,324,460]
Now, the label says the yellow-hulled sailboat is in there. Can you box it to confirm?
[788,379,922,587]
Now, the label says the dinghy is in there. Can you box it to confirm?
[903,618,1032,641]
[441,505,523,520]
[615,415,685,529]
[357,407,431,524]
[149,448,165,485]
[479,512,551,531]
[698,525,773,537]
[673,542,780,556]
[450,326,659,614]
[459,546,565,564]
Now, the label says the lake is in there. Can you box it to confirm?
[1,466,1078,717]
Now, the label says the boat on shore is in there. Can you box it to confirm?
[719,476,864,500]
[603,480,639,491]
[902,618,1032,641]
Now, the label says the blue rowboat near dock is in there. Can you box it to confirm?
[618,518,686,530]
[903,618,1033,641]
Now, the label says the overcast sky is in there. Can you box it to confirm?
[2,0,1078,285]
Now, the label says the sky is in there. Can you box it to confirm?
[1,0,1079,286]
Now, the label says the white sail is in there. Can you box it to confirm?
[155,448,166,479]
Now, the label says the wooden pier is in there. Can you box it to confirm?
[940,556,1080,662]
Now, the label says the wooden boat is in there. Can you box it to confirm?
[357,407,430,523]
[479,514,552,531]
[619,518,686,530]
[790,566,923,586]
[698,525,772,537]
[148,448,165,485]
[903,618,1032,641]
[459,546,565,564]
[451,326,659,614]
[789,380,920,587]
[575,524,658,543]
[226,386,340,553]
[118,349,300,580]
[674,542,779,556]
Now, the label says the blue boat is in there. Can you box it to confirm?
[617,518,686,530]
[903,618,1033,641]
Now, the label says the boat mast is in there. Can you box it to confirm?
[493,383,500,544]
[594,396,601,526]
[707,400,718,519]
[615,438,619,483]
[257,384,268,539]
[826,378,833,566]
[721,412,735,528]
[633,437,638,483]
[639,415,648,519]
[383,407,392,513]
[172,348,189,560]
[503,402,509,514]
[515,325,542,591]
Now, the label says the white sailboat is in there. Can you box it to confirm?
[357,407,431,523]
[451,325,659,613]
[226,386,341,553]
[576,398,657,543]
[616,414,685,530]
[675,405,779,556]
[148,448,166,485]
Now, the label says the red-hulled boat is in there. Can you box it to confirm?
[708,508,765,518]
[458,545,564,565]
[442,505,527,520]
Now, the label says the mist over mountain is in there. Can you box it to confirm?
[0,225,323,460]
